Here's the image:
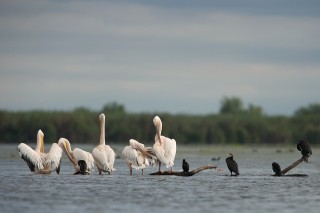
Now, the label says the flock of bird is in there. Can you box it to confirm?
[17,114,177,175]
[17,113,312,176]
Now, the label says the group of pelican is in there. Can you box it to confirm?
[18,114,176,175]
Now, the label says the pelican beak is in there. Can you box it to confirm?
[62,142,68,152]
[61,141,77,166]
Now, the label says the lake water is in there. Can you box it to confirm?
[0,144,320,213]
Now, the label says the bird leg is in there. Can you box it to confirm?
[128,163,132,175]
[142,169,144,176]
[158,162,162,172]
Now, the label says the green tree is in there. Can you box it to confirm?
[247,104,263,116]
[101,102,126,114]
[220,97,244,114]
[294,103,320,116]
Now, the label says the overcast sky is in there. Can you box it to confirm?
[1,0,319,115]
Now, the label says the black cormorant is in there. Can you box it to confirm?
[297,140,312,162]
[272,162,282,176]
[182,159,189,173]
[74,160,88,175]
[226,153,239,176]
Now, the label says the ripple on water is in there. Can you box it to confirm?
[1,146,320,213]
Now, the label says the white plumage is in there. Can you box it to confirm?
[18,130,63,174]
[58,138,94,174]
[152,116,177,172]
[92,113,116,175]
[122,139,157,175]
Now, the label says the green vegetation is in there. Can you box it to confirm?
[1,98,320,145]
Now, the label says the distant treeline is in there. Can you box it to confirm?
[1,97,320,145]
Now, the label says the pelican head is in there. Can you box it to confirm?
[35,129,45,153]
[99,113,105,121]
[130,139,145,150]
[129,139,138,149]
[58,138,71,152]
[38,129,44,137]
[227,153,233,158]
[58,138,77,166]
[153,116,162,143]
[153,116,160,126]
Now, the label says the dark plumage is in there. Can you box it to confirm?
[56,159,61,174]
[79,160,87,175]
[226,153,239,176]
[182,159,189,173]
[297,140,312,162]
[272,162,282,176]
[74,160,88,175]
[19,153,35,172]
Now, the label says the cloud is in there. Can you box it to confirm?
[0,0,320,114]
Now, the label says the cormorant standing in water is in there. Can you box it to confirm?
[182,159,189,173]
[226,153,239,176]
[74,160,89,175]
[272,162,282,176]
[297,140,312,162]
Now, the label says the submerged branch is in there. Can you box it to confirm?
[149,165,219,176]
[280,158,304,175]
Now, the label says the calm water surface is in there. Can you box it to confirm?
[0,144,319,213]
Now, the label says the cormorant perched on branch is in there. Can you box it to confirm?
[297,140,312,162]
[182,159,189,173]
[272,162,282,176]
[226,153,239,176]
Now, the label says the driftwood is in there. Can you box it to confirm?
[149,165,219,176]
[275,174,308,177]
[272,140,312,176]
[280,158,304,175]
[273,157,305,176]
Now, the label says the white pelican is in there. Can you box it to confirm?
[152,116,177,172]
[122,139,157,175]
[58,138,94,174]
[92,113,116,175]
[17,130,63,174]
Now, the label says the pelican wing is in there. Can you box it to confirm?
[135,145,157,162]
[154,137,176,168]
[85,151,95,172]
[129,139,145,149]
[122,146,148,169]
[74,148,94,173]
[129,139,157,161]
[145,147,158,166]
[44,143,63,174]
[18,143,43,172]
[164,138,176,160]
[101,146,116,170]
[93,147,108,169]
[122,146,138,165]
[93,145,115,173]
[135,153,149,168]
[73,148,89,162]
